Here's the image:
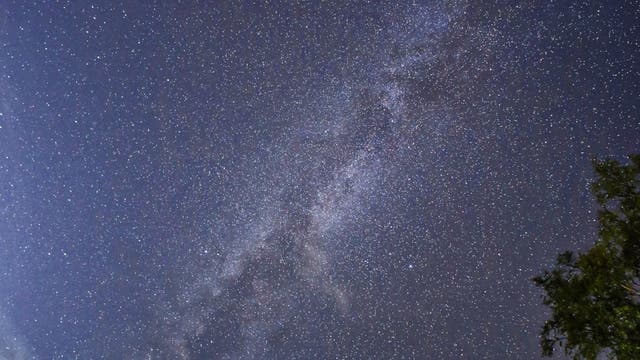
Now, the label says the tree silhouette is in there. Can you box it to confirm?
[533,154,640,359]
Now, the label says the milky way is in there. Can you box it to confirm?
[0,1,638,359]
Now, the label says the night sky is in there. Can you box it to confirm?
[0,1,639,359]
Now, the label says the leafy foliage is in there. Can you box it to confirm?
[533,155,640,359]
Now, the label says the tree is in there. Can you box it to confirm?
[533,154,640,359]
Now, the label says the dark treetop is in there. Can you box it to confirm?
[534,155,640,359]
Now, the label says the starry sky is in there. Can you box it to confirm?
[0,1,639,359]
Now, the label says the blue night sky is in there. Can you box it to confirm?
[0,1,638,359]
